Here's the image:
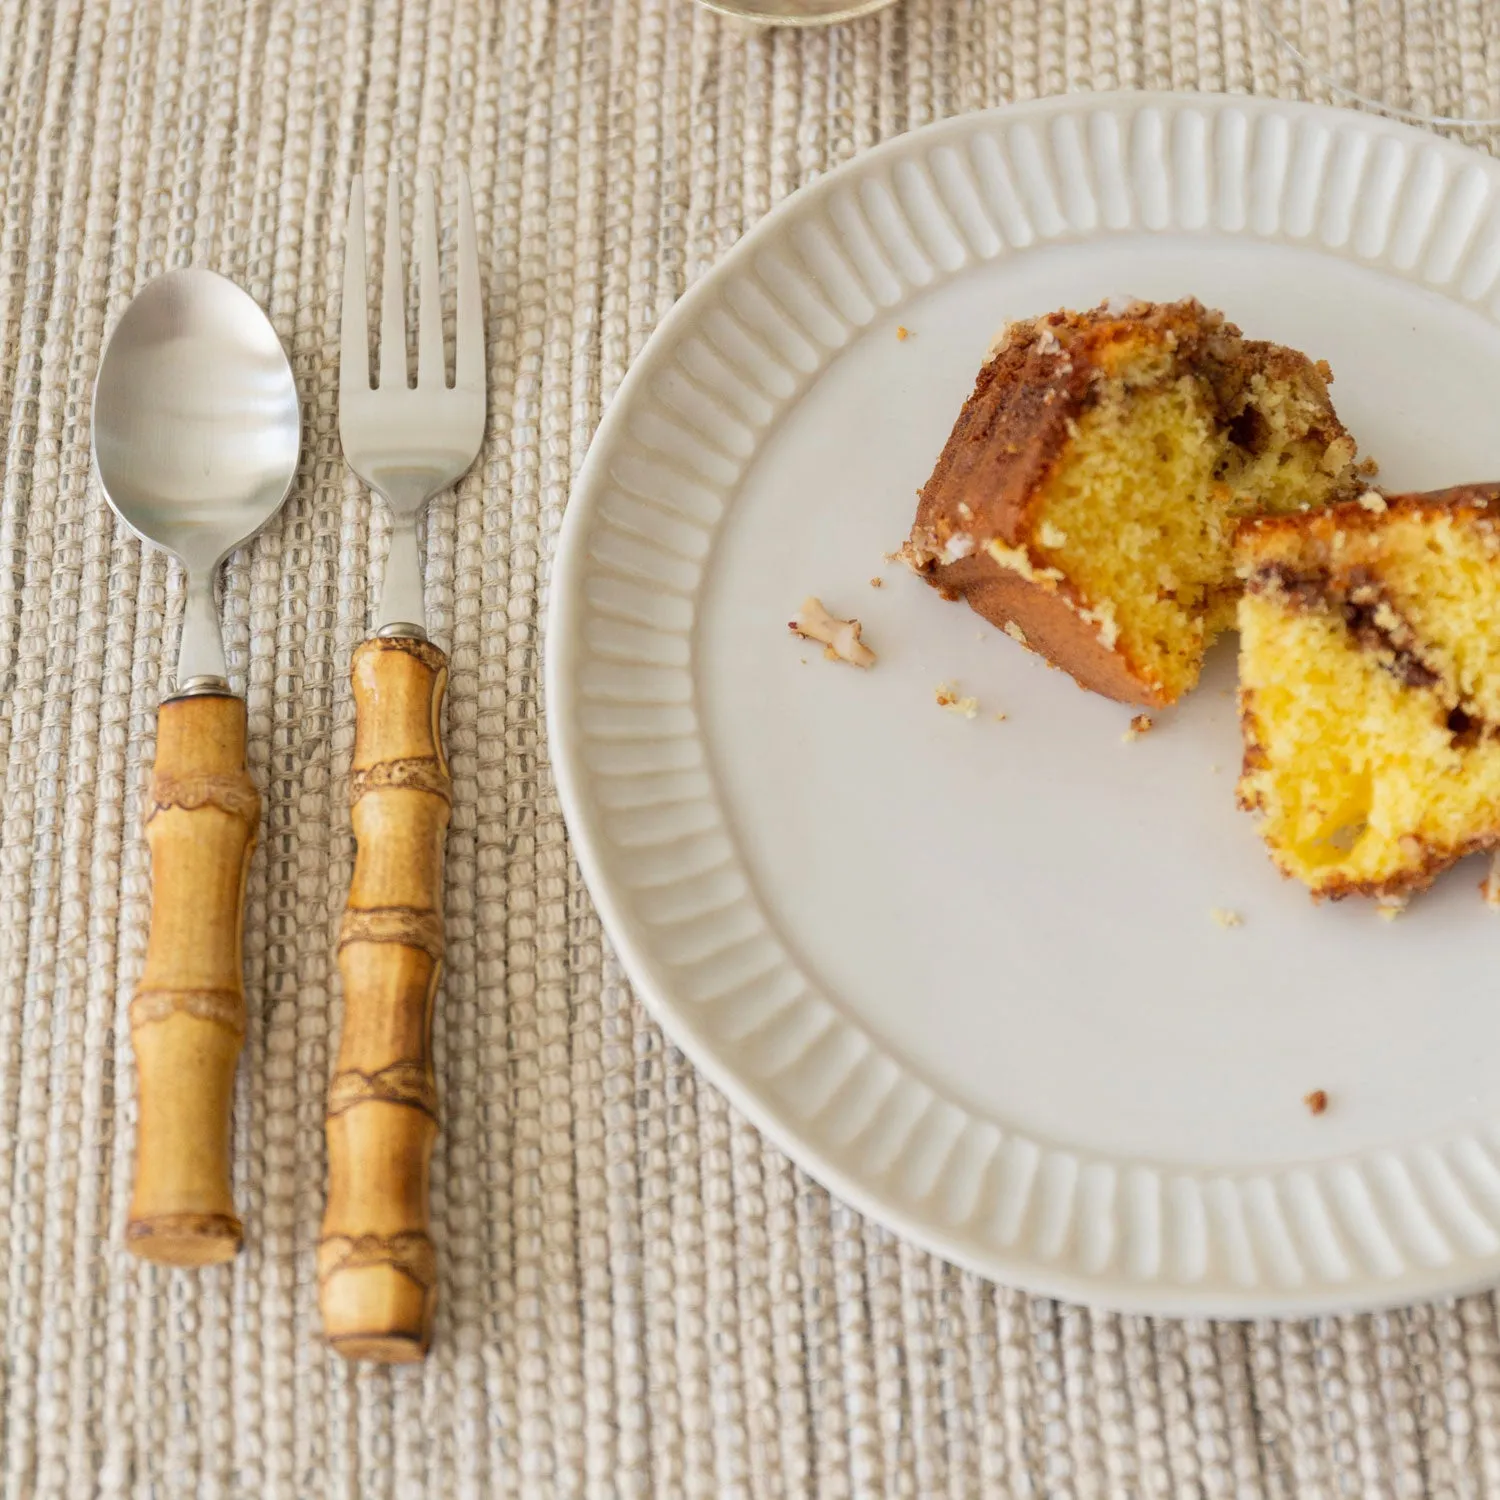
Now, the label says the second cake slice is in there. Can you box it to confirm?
[1238,486,1500,901]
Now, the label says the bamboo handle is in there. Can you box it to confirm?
[127,692,258,1266]
[320,635,451,1362]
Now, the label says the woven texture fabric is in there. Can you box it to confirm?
[3,0,1500,1495]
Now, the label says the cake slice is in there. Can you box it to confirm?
[904,299,1363,705]
[1237,485,1500,900]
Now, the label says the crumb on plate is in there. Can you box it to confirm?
[1358,455,1380,477]
[935,681,978,719]
[789,597,876,667]
[896,325,910,341]
[1209,907,1242,929]
[869,576,883,588]
[1123,713,1154,743]
[1304,1089,1328,1116]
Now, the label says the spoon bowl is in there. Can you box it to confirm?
[93,268,300,684]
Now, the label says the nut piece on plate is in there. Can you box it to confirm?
[935,681,978,718]
[789,596,876,667]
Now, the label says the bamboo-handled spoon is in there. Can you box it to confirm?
[93,269,300,1266]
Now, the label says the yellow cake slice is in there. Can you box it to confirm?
[905,299,1364,706]
[1236,485,1500,900]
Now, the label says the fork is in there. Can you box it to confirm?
[320,168,485,1363]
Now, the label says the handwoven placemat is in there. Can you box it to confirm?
[4,0,1500,1494]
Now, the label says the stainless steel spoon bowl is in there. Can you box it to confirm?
[93,268,301,687]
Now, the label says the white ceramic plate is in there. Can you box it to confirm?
[546,91,1500,1316]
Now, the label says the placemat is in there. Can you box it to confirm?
[3,0,1499,1494]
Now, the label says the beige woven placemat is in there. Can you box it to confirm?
[4,0,1500,1494]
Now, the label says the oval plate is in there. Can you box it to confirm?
[547,92,1500,1316]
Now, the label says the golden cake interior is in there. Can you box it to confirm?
[1237,494,1500,898]
[1019,332,1357,703]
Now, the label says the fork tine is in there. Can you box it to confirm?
[416,171,445,388]
[379,167,408,388]
[455,169,483,392]
[340,175,369,391]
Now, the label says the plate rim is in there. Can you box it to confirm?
[545,88,1500,1317]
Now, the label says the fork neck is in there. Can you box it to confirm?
[376,508,428,641]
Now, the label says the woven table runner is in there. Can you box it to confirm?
[3,0,1500,1494]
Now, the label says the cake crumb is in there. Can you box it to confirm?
[1314,359,1333,382]
[1209,907,1242,929]
[993,710,1007,722]
[896,325,910,341]
[890,526,939,570]
[1304,1089,1328,1116]
[1357,490,1387,514]
[1122,713,1154,742]
[935,681,979,719]
[869,576,883,588]
[1322,434,1357,473]
[1037,521,1068,549]
[1358,455,1380,477]
[789,597,876,667]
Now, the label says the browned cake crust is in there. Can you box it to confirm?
[1237,484,1500,902]
[905,299,1356,705]
[1239,483,1500,556]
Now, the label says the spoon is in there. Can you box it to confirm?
[94,268,300,1266]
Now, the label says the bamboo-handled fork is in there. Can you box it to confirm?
[321,168,485,1362]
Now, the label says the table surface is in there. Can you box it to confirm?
[5,0,1500,1495]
